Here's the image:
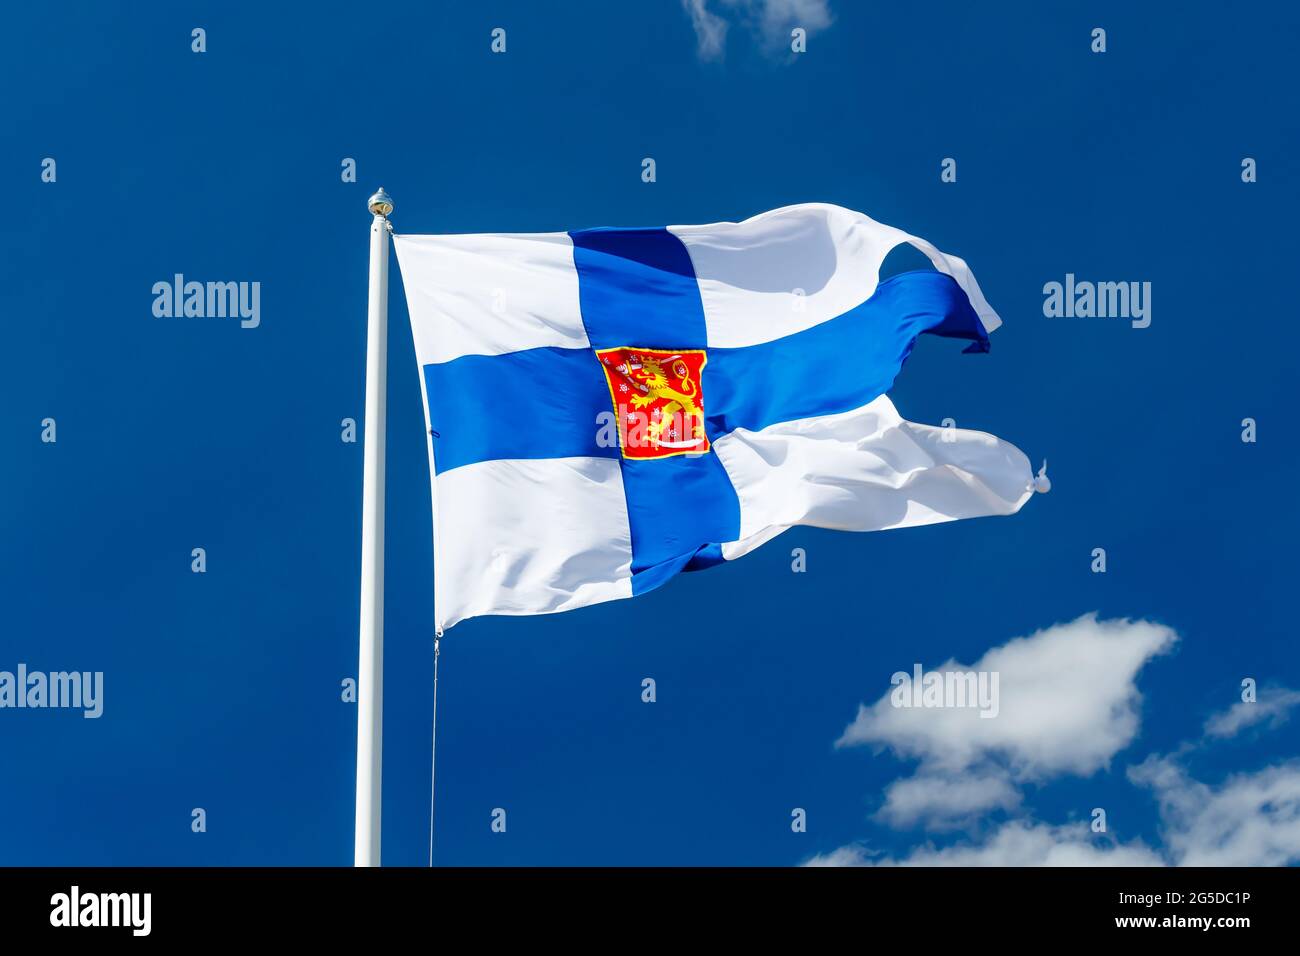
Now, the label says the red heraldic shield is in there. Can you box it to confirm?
[595,347,710,460]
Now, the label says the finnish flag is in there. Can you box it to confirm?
[394,203,1041,632]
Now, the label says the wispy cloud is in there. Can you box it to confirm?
[681,0,833,61]
[1204,687,1300,739]
[751,0,833,42]
[807,822,1162,867]
[1129,756,1300,866]
[815,761,1300,867]
[681,0,729,61]
[875,770,1022,831]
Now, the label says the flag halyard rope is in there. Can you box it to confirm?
[428,632,441,867]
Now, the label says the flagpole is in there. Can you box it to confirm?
[355,187,393,867]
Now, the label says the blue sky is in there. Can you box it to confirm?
[2,1,1298,865]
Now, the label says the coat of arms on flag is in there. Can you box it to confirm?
[596,347,709,459]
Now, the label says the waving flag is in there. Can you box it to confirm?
[394,203,1039,632]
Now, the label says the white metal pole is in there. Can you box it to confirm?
[355,187,393,867]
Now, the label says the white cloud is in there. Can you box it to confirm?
[835,614,1176,828]
[875,770,1021,830]
[1130,756,1300,866]
[812,760,1300,868]
[803,845,876,867]
[1204,687,1300,739]
[681,0,833,60]
[807,822,1163,867]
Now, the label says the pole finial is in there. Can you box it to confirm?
[368,187,394,218]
